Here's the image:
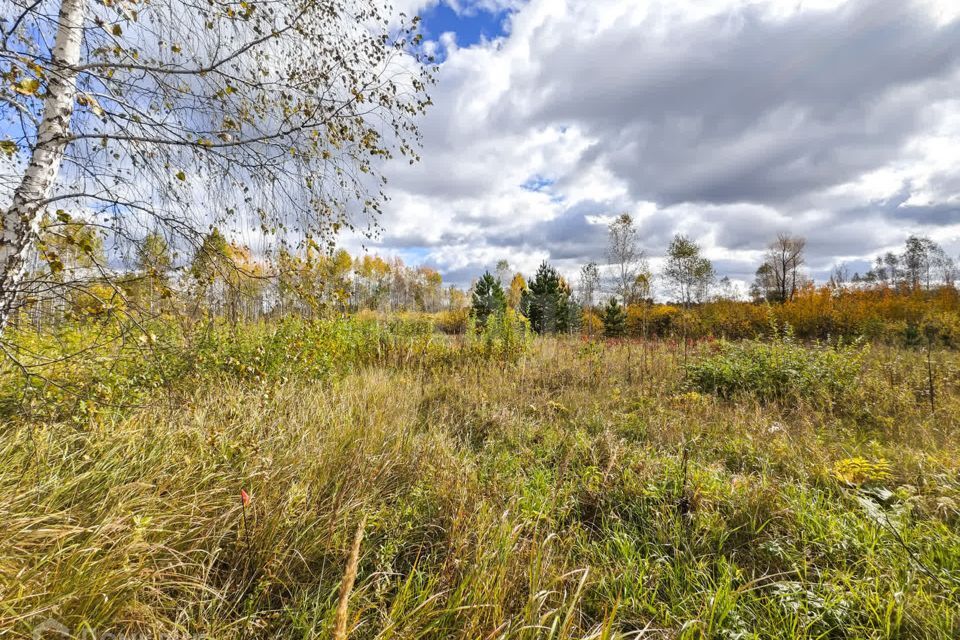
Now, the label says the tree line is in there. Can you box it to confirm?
[17,225,477,331]
[470,213,960,338]
[13,203,959,340]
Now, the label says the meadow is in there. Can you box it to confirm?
[2,315,959,639]
[4,0,960,637]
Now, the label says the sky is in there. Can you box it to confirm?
[3,0,960,296]
[344,0,960,292]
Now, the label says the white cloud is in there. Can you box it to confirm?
[354,0,960,287]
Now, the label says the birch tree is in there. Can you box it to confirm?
[607,213,649,305]
[663,234,714,307]
[577,261,599,307]
[0,0,434,333]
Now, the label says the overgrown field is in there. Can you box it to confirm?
[2,321,960,638]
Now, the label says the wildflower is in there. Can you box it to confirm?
[240,489,251,507]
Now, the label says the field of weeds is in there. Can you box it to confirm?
[2,326,959,638]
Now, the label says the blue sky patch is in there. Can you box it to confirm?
[419,1,511,51]
[521,175,555,193]
[396,246,433,264]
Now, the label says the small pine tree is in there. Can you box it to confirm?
[471,271,507,326]
[521,261,575,334]
[557,294,582,334]
[603,297,626,338]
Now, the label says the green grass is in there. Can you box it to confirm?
[683,335,866,403]
[2,326,959,638]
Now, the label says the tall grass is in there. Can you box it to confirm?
[683,334,866,403]
[1,328,959,638]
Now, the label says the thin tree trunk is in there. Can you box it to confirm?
[0,0,88,334]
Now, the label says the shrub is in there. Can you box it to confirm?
[581,308,603,337]
[673,309,706,340]
[648,304,681,336]
[466,308,531,361]
[603,286,960,344]
[67,282,127,321]
[685,334,867,403]
[696,300,770,340]
[0,314,528,425]
[433,308,469,334]
[916,312,960,348]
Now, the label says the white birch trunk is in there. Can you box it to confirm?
[0,0,88,333]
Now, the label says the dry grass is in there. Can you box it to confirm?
[334,515,367,640]
[2,336,959,638]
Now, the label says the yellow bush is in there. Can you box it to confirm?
[68,283,126,320]
[697,300,769,339]
[433,308,469,334]
[581,309,603,337]
[648,305,681,336]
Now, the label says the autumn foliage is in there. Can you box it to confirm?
[608,284,960,345]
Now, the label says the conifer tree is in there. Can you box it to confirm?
[521,262,574,334]
[602,297,627,338]
[471,272,507,326]
[556,277,582,334]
